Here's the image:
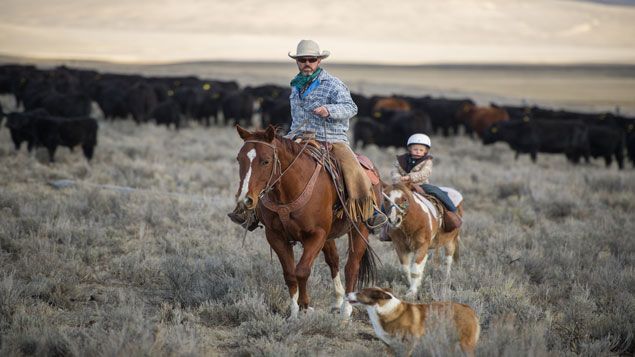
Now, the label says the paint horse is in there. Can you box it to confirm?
[383,183,464,298]
[234,125,378,318]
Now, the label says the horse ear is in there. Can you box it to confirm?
[264,125,276,142]
[236,125,252,140]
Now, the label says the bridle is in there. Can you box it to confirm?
[243,138,311,199]
[382,190,409,215]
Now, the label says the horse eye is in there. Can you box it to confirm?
[261,159,270,165]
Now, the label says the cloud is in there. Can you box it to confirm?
[1,0,634,64]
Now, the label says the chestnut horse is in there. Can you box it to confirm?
[383,183,464,298]
[234,125,377,318]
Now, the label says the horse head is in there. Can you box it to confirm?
[383,183,414,228]
[235,124,278,210]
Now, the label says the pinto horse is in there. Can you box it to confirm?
[383,183,464,298]
[234,125,377,318]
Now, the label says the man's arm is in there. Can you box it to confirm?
[323,81,358,121]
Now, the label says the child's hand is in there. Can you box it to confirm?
[401,176,410,182]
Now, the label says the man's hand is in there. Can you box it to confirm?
[313,106,329,118]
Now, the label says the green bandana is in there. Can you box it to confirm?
[290,67,322,92]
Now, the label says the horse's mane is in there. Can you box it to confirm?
[391,182,415,199]
[249,127,306,157]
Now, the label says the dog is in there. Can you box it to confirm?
[347,287,479,356]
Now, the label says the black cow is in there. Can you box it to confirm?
[6,109,48,151]
[625,122,635,167]
[126,81,158,124]
[351,92,371,118]
[408,96,475,136]
[585,125,625,169]
[222,91,254,126]
[260,97,291,130]
[353,110,432,148]
[41,91,92,117]
[6,110,98,162]
[482,119,590,163]
[151,100,181,130]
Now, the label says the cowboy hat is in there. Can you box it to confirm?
[288,40,330,59]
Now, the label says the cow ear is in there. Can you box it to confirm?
[264,125,276,142]
[236,125,252,140]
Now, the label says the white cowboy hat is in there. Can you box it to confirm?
[288,40,330,59]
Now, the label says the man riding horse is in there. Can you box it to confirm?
[229,39,387,230]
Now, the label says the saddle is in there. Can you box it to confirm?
[299,137,381,218]
[411,185,462,232]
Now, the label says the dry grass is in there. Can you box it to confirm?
[0,97,633,356]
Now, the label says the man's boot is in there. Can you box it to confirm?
[442,210,462,232]
[366,208,388,233]
[227,204,260,231]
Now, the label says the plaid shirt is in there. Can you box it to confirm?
[285,68,358,143]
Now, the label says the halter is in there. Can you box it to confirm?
[382,191,409,215]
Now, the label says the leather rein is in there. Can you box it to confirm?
[243,139,322,230]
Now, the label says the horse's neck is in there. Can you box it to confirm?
[270,142,316,202]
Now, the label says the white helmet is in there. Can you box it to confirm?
[407,133,431,148]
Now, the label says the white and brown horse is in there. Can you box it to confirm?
[382,183,464,298]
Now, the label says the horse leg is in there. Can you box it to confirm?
[265,231,298,318]
[322,240,344,312]
[295,230,327,312]
[443,233,460,280]
[394,242,413,287]
[342,224,372,317]
[406,242,430,298]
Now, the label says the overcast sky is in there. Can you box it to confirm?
[1,0,634,64]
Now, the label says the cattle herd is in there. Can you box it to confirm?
[1,64,634,168]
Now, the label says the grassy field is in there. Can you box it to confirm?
[0,98,633,355]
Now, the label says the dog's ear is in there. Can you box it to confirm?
[369,288,393,301]
[382,287,393,294]
[236,125,252,140]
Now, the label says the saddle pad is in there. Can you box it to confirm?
[438,187,463,206]
[412,193,440,220]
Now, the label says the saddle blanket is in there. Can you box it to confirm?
[413,187,463,219]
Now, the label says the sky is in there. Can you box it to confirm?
[1,0,635,65]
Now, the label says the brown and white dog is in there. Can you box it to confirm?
[348,288,480,356]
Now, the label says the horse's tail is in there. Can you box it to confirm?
[357,241,378,289]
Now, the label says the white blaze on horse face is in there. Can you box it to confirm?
[388,190,403,226]
[237,148,256,202]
